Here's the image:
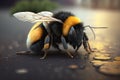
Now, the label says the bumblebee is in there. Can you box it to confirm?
[14,11,106,59]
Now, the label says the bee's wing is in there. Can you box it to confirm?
[32,16,63,23]
[13,12,41,23]
[37,11,53,17]
[13,11,63,23]
[35,11,63,23]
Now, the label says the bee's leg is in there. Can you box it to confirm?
[69,27,77,49]
[83,32,92,53]
[87,41,93,52]
[51,34,61,51]
[61,36,73,58]
[69,27,76,36]
[40,50,48,59]
[53,43,61,51]
[40,35,50,59]
[66,50,73,58]
[75,42,82,52]
[16,50,33,55]
[69,27,81,56]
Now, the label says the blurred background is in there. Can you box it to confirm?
[0,0,120,80]
[1,0,120,9]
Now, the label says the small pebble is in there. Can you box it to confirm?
[95,53,110,57]
[68,64,79,69]
[91,60,109,67]
[94,56,111,60]
[93,53,111,60]
[16,68,28,74]
[99,61,120,75]
[91,60,102,63]
[114,56,120,61]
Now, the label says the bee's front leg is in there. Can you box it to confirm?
[40,35,50,59]
[61,36,73,58]
[83,32,93,54]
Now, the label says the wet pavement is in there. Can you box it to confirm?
[0,7,120,80]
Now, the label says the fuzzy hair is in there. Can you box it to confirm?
[53,11,74,22]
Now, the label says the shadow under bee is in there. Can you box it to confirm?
[16,50,88,59]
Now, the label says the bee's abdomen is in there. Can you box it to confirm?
[30,40,44,53]
[26,22,47,51]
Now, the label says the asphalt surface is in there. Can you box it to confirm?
[0,8,120,80]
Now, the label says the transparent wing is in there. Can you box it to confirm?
[37,11,53,17]
[13,12,41,23]
[13,11,62,23]
[36,11,62,23]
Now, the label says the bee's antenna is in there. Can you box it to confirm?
[84,25,108,40]
[89,27,108,29]
[84,25,96,40]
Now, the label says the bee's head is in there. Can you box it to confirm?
[74,22,84,32]
[73,22,84,46]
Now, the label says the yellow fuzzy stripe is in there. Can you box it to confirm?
[63,16,81,36]
[27,22,43,48]
[44,43,50,49]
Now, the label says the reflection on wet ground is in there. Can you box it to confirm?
[0,8,120,80]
